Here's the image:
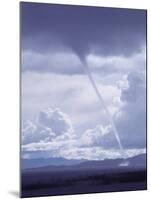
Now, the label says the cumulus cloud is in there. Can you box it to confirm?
[38,108,74,138]
[22,107,115,149]
[22,107,120,159]
[115,70,146,148]
[80,125,117,148]
[22,125,56,145]
[121,71,146,103]
[116,75,129,90]
[22,108,75,145]
[22,107,146,160]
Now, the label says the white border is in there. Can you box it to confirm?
[0,0,150,199]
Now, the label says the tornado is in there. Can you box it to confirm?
[80,58,127,160]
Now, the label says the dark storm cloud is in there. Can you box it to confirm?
[22,50,84,75]
[21,2,146,58]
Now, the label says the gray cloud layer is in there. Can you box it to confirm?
[21,2,146,59]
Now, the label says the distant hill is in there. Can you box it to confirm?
[128,153,146,165]
[22,154,146,171]
[22,157,86,169]
[76,154,146,168]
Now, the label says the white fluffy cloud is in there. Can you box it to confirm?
[22,107,146,160]
[22,142,146,160]
[38,108,74,139]
[22,107,118,159]
[22,108,75,145]
[80,125,115,148]
[57,147,146,160]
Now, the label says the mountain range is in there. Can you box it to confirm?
[22,153,146,170]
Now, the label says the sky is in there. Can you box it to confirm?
[21,2,147,160]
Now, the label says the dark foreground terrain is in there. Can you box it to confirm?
[21,156,147,198]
